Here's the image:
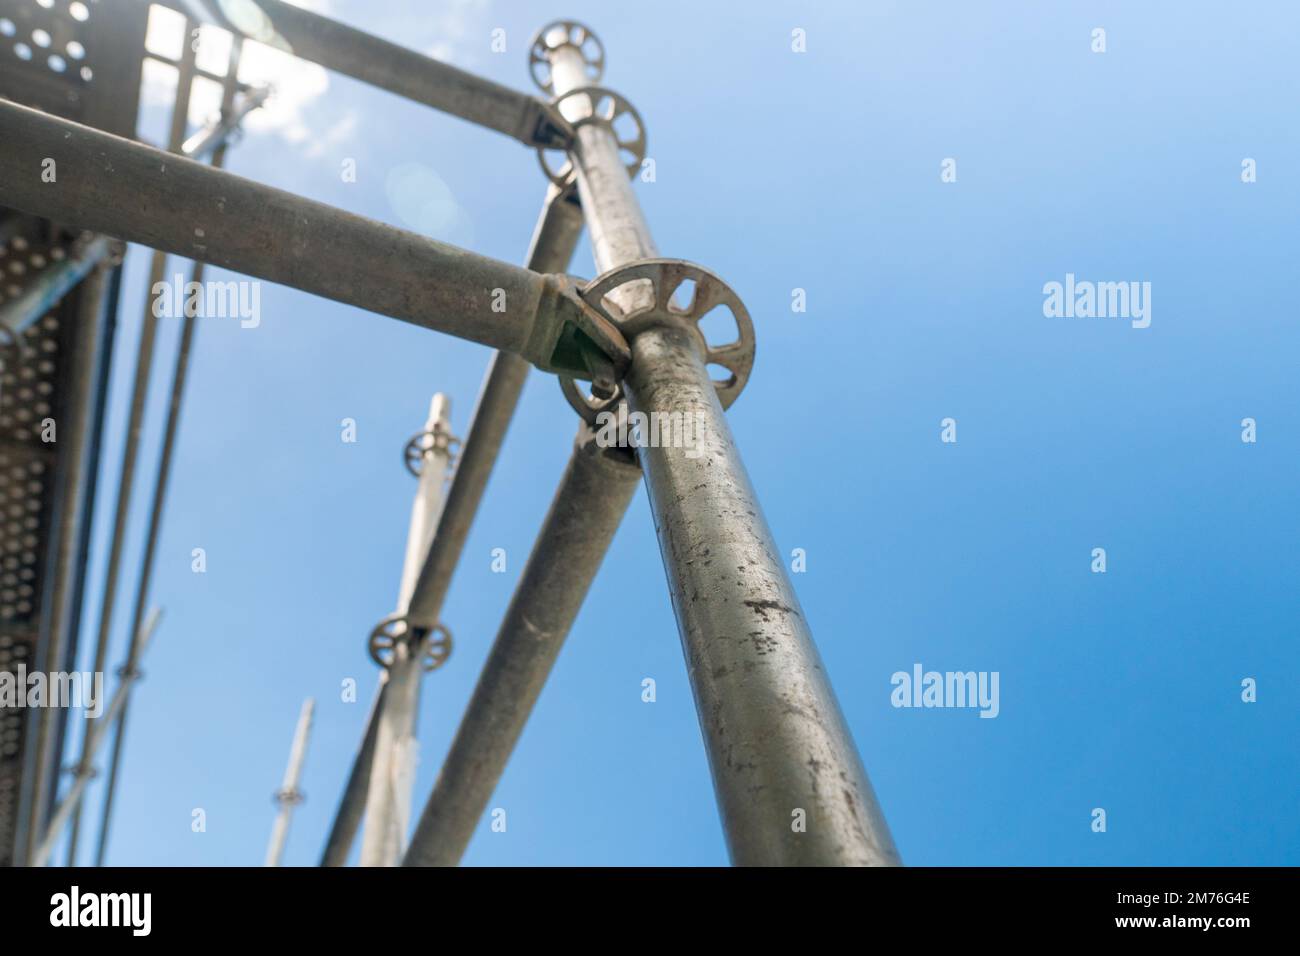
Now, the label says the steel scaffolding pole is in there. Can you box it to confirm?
[318,682,386,867]
[406,182,584,631]
[0,100,628,380]
[358,395,455,867]
[152,0,572,148]
[552,26,899,866]
[623,326,900,866]
[29,609,163,868]
[15,20,205,858]
[402,426,639,867]
[69,31,227,865]
[1,9,900,868]
[88,256,207,868]
[265,698,316,867]
[320,182,583,867]
[402,27,673,867]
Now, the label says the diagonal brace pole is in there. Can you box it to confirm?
[320,182,584,866]
[402,425,640,866]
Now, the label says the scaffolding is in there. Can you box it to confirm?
[1,3,899,866]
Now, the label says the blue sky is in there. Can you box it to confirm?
[55,0,1298,866]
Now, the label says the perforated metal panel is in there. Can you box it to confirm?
[0,0,146,865]
[0,217,80,866]
[0,0,97,118]
[0,235,65,633]
[0,228,64,866]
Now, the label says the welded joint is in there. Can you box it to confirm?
[367,613,452,673]
[559,258,757,425]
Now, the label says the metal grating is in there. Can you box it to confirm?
[0,0,146,865]
[0,0,98,122]
[0,0,145,136]
[0,245,62,865]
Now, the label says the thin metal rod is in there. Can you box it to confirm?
[548,30,901,865]
[0,235,117,341]
[402,427,640,867]
[91,255,208,868]
[30,608,163,868]
[265,697,316,867]
[32,27,202,868]
[154,0,571,148]
[0,99,610,377]
[318,682,387,866]
[68,32,204,865]
[549,45,659,272]
[12,262,113,866]
[359,396,454,867]
[320,184,582,866]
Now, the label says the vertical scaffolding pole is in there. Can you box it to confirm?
[403,29,667,868]
[359,396,455,866]
[624,326,900,866]
[323,184,583,867]
[265,698,316,867]
[404,182,584,632]
[544,28,900,866]
[403,28,664,868]
[72,22,201,866]
[83,34,262,869]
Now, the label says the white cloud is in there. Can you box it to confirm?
[303,109,358,159]
[140,0,494,150]
[235,38,330,145]
[413,0,492,67]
